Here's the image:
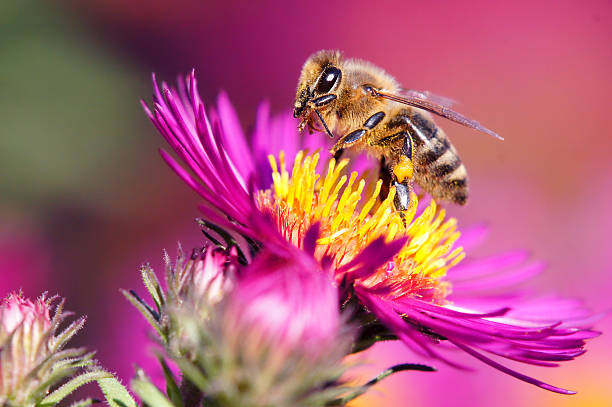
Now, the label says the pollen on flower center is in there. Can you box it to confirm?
[256,150,465,303]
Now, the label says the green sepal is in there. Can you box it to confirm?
[39,369,112,406]
[173,358,208,391]
[121,289,166,340]
[97,374,138,407]
[31,349,94,404]
[141,264,165,315]
[131,369,175,407]
[327,363,437,405]
[195,218,249,265]
[350,332,398,353]
[50,316,87,351]
[157,355,183,407]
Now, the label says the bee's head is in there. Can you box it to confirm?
[293,50,343,121]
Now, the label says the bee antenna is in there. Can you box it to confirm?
[315,110,334,139]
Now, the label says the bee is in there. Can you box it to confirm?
[293,50,501,215]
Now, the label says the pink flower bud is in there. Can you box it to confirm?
[0,292,51,348]
[0,292,87,405]
[223,247,343,359]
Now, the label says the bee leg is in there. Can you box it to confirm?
[380,157,413,226]
[330,129,366,157]
[391,132,416,225]
[393,181,414,225]
[333,148,345,161]
[330,112,385,161]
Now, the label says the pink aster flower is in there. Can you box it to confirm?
[141,71,600,395]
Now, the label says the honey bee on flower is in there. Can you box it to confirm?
[142,70,599,396]
[292,50,502,216]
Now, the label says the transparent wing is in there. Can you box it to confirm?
[367,87,502,140]
[403,89,457,108]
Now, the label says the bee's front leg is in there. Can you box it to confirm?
[332,147,345,161]
[330,111,387,160]
[330,128,366,157]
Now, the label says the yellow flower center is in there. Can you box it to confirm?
[256,151,465,303]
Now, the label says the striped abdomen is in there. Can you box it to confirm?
[405,111,468,205]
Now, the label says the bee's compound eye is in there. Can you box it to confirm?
[315,66,341,94]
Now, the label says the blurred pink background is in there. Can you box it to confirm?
[1,0,611,405]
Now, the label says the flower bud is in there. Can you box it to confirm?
[158,245,237,358]
[190,248,352,407]
[224,253,341,359]
[165,245,237,309]
[0,293,87,406]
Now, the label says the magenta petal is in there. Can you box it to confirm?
[451,261,546,292]
[454,223,489,250]
[144,72,277,240]
[356,287,473,370]
[337,237,407,281]
[303,223,320,256]
[451,250,530,280]
[216,91,253,179]
[450,340,576,394]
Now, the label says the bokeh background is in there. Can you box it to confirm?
[1,0,611,405]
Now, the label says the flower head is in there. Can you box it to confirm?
[134,235,354,406]
[0,292,89,405]
[143,71,600,395]
[199,241,352,406]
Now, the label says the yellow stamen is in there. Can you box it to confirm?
[257,151,465,303]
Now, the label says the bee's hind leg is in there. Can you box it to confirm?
[390,132,416,225]
[393,180,413,212]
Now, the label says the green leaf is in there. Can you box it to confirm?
[40,370,112,406]
[132,376,175,407]
[97,375,138,407]
[121,289,165,340]
[157,356,183,407]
